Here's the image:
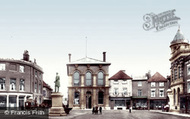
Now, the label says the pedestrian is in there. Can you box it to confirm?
[92,106,95,114]
[96,106,98,114]
[162,104,164,112]
[129,106,132,113]
[99,106,102,114]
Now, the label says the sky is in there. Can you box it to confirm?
[0,0,190,97]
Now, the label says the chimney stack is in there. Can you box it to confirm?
[103,52,106,62]
[23,50,29,61]
[68,54,71,62]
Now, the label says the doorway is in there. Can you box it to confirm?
[86,91,92,109]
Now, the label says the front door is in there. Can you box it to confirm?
[86,91,92,109]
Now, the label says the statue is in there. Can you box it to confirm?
[54,72,60,92]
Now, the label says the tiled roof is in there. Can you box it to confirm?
[43,81,53,90]
[147,72,167,82]
[109,70,132,80]
[67,57,110,65]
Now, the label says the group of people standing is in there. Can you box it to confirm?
[92,106,102,114]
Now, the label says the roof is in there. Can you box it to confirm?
[43,81,53,90]
[171,29,189,45]
[147,72,167,82]
[109,70,132,80]
[67,57,111,65]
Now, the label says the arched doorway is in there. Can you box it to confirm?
[174,89,176,105]
[177,88,180,105]
[86,91,92,109]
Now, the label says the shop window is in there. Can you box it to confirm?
[0,96,6,107]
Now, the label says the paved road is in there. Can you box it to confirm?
[1,109,189,119]
[62,110,190,119]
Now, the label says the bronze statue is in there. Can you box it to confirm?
[54,72,60,92]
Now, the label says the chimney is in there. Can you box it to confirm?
[103,52,106,62]
[68,54,71,62]
[23,50,29,61]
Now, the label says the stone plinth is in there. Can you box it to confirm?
[49,92,66,116]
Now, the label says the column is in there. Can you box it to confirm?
[81,75,84,87]
[93,89,96,107]
[105,74,109,87]
[68,89,73,108]
[6,95,9,107]
[24,96,27,107]
[93,75,96,87]
[81,89,85,109]
[148,99,150,110]
[105,89,110,110]
[16,95,19,107]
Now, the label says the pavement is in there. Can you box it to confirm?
[49,109,190,119]
[150,110,190,118]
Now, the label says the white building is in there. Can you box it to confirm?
[109,70,132,110]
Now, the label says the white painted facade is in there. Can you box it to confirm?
[109,79,132,110]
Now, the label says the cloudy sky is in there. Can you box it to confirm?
[0,0,190,97]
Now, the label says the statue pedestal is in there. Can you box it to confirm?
[49,92,66,116]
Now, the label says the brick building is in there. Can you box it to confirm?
[43,81,52,106]
[0,50,43,107]
[148,72,168,110]
[132,77,148,109]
